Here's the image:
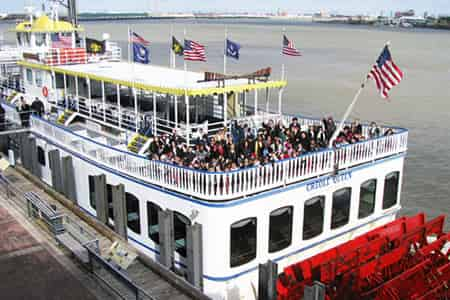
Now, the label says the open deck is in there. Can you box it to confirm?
[30,114,408,202]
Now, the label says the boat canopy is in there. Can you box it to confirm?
[14,15,83,33]
[19,60,287,96]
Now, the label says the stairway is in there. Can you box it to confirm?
[57,110,75,125]
[127,133,149,154]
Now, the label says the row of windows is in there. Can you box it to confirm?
[17,32,73,47]
[230,172,400,268]
[88,177,191,258]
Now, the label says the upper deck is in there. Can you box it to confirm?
[29,114,408,202]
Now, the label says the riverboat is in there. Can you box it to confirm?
[0,2,448,300]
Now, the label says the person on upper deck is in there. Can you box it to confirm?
[146,115,393,172]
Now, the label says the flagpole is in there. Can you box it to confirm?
[328,42,392,148]
[127,25,131,64]
[183,28,190,147]
[281,27,286,80]
[328,79,367,147]
[224,26,228,75]
[223,27,228,129]
[170,24,175,68]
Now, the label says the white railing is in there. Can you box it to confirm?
[30,116,408,201]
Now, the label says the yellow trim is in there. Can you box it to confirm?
[18,61,287,96]
[14,15,83,33]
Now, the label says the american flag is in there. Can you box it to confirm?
[51,33,72,48]
[282,35,301,56]
[368,46,404,98]
[130,31,150,46]
[184,39,206,62]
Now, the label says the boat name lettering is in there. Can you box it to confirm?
[306,172,352,192]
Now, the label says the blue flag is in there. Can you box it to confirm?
[226,39,241,60]
[133,43,150,64]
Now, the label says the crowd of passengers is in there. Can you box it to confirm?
[147,117,395,171]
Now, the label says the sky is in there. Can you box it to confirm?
[4,1,450,16]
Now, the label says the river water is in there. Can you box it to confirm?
[1,19,449,229]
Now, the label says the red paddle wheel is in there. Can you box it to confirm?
[277,213,450,300]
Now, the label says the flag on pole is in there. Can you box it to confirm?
[184,39,206,62]
[85,38,105,54]
[368,45,404,98]
[172,36,184,56]
[130,31,150,64]
[282,35,301,56]
[130,31,150,46]
[133,43,150,64]
[226,39,241,60]
[51,33,72,48]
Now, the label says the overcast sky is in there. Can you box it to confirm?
[5,1,450,15]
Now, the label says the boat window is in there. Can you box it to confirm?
[55,73,65,89]
[303,196,325,240]
[126,193,141,234]
[35,33,47,47]
[107,184,114,221]
[37,146,46,166]
[147,202,161,244]
[230,218,257,267]
[174,212,191,257]
[16,33,22,46]
[359,179,377,219]
[24,33,31,46]
[269,206,293,253]
[35,71,43,88]
[26,69,33,85]
[331,188,352,229]
[88,176,99,210]
[383,172,400,210]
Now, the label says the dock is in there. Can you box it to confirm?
[0,163,198,300]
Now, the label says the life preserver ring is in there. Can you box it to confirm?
[42,86,49,97]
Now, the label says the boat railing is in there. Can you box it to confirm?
[30,116,408,201]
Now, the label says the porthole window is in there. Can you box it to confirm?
[174,212,191,257]
[147,202,161,244]
[331,188,352,229]
[126,193,141,234]
[383,172,400,210]
[303,196,325,240]
[230,218,257,267]
[37,146,46,166]
[269,206,293,253]
[359,179,377,219]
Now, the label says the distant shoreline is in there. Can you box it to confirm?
[1,14,449,31]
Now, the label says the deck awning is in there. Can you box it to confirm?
[18,60,287,96]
